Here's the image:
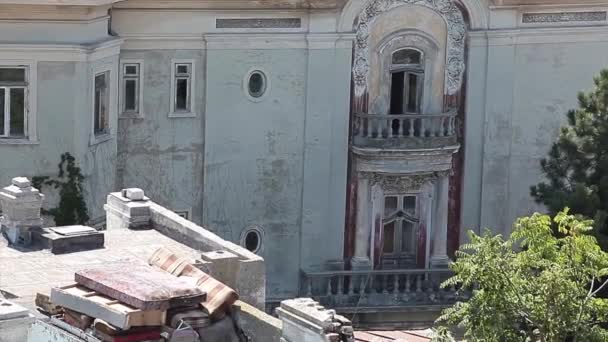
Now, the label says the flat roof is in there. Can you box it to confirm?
[0,228,201,314]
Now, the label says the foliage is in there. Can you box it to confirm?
[531,69,608,240]
[433,210,608,342]
[32,152,89,226]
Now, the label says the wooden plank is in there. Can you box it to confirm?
[75,264,206,310]
[51,284,166,330]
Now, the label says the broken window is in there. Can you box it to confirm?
[94,71,110,135]
[174,63,192,112]
[389,49,424,115]
[0,67,27,138]
[121,63,141,115]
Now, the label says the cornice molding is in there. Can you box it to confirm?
[469,25,608,45]
[0,38,123,62]
[0,4,111,21]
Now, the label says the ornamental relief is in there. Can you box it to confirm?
[361,171,450,193]
[353,0,467,96]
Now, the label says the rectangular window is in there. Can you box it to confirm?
[174,63,191,112]
[120,62,143,116]
[0,67,27,138]
[94,71,109,135]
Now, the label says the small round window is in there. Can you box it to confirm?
[247,71,267,98]
[241,226,264,253]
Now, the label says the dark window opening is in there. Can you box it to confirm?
[390,72,404,114]
[244,231,261,252]
[175,78,189,111]
[124,79,137,112]
[9,88,24,137]
[0,68,25,83]
[248,71,267,98]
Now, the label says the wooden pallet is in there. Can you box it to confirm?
[51,284,166,330]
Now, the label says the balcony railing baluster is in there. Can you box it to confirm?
[301,268,459,308]
[352,110,457,149]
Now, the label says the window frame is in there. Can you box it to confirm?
[381,194,420,258]
[389,48,425,115]
[89,62,116,146]
[93,70,110,136]
[119,59,144,119]
[0,61,37,144]
[169,59,196,118]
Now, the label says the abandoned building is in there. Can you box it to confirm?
[0,0,605,327]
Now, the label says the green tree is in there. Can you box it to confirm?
[32,152,89,226]
[531,69,608,242]
[433,210,608,342]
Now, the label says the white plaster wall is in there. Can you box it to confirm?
[462,30,608,237]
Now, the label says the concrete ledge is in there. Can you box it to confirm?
[235,300,282,342]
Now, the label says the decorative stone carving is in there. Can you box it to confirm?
[361,171,450,193]
[522,11,607,24]
[353,0,466,96]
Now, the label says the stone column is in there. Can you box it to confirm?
[430,175,450,268]
[0,177,44,246]
[352,176,371,269]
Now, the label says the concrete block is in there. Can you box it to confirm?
[34,226,104,254]
[200,250,239,288]
[11,177,31,188]
[123,188,145,201]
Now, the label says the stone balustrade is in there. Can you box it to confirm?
[300,268,464,309]
[352,111,458,149]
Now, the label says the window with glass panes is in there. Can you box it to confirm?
[94,71,110,135]
[0,67,27,138]
[382,194,419,259]
[174,63,191,112]
[122,63,140,114]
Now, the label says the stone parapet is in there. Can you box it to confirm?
[277,298,354,342]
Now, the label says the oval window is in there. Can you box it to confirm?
[247,71,267,98]
[241,226,263,253]
[245,231,260,252]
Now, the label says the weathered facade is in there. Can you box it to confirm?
[0,0,607,317]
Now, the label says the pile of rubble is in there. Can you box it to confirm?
[38,247,246,342]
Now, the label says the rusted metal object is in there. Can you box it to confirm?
[75,264,206,311]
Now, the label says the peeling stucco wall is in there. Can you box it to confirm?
[462,37,608,238]
[116,50,205,224]
[203,48,307,300]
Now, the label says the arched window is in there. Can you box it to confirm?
[389,48,424,114]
